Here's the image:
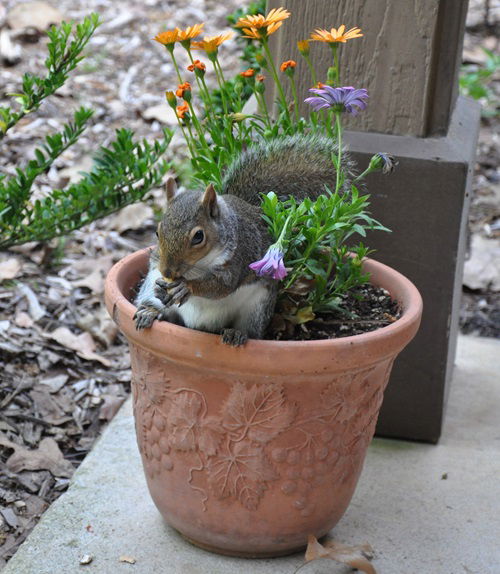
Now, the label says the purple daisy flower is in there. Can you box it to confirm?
[249,245,287,280]
[304,86,369,115]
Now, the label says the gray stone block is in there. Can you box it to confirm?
[345,96,481,441]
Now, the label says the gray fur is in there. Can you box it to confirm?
[134,134,350,342]
[222,133,353,204]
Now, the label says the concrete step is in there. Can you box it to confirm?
[3,335,499,574]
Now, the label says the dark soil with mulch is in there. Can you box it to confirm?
[267,284,401,341]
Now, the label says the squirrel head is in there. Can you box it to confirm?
[156,178,229,281]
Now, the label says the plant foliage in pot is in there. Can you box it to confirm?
[105,6,423,558]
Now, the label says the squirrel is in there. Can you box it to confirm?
[133,133,348,346]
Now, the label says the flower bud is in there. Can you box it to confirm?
[369,153,397,174]
[297,40,310,56]
[234,78,244,95]
[165,90,177,108]
[255,52,267,68]
[229,113,248,123]
[327,66,336,85]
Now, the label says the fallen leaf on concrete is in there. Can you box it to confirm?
[47,327,111,367]
[304,535,377,574]
[0,257,21,281]
[463,235,500,291]
[0,435,74,478]
[7,1,63,31]
[119,555,137,564]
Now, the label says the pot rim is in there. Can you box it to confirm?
[105,247,423,375]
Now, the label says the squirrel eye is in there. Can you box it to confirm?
[191,229,204,246]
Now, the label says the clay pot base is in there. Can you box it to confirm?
[179,532,307,559]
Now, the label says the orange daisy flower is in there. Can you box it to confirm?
[310,25,363,43]
[280,60,296,72]
[236,7,290,40]
[176,82,191,98]
[177,23,204,42]
[240,68,255,78]
[176,102,189,119]
[187,60,206,72]
[191,32,234,54]
[153,28,181,47]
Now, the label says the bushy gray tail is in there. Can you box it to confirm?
[222,134,353,205]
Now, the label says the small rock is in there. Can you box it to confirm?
[142,104,177,125]
[119,555,137,564]
[0,30,22,66]
[80,554,93,565]
[7,2,63,32]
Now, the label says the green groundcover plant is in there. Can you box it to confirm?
[154,6,396,321]
[0,13,172,249]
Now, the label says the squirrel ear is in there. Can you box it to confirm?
[202,183,219,218]
[165,177,178,202]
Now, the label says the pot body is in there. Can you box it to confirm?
[105,248,422,557]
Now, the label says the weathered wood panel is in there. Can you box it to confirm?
[267,0,467,136]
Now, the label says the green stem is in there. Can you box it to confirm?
[255,91,272,129]
[353,166,376,183]
[262,38,291,125]
[335,111,342,193]
[176,116,196,160]
[290,75,300,123]
[331,44,340,86]
[304,54,317,86]
[168,47,184,84]
[211,59,229,116]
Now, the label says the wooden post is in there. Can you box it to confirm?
[267,0,479,442]
[267,0,468,136]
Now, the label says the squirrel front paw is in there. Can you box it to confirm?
[221,328,248,347]
[134,304,160,330]
[155,278,190,307]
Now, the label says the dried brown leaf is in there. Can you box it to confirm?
[0,257,21,281]
[305,534,377,574]
[0,434,74,478]
[99,394,126,421]
[46,327,111,366]
[108,203,154,233]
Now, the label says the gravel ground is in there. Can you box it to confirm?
[0,0,498,567]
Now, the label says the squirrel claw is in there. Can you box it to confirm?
[221,328,248,347]
[154,278,190,308]
[134,305,159,330]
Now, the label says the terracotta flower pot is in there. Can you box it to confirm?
[105,247,422,558]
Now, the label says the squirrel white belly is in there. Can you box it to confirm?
[133,134,348,345]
